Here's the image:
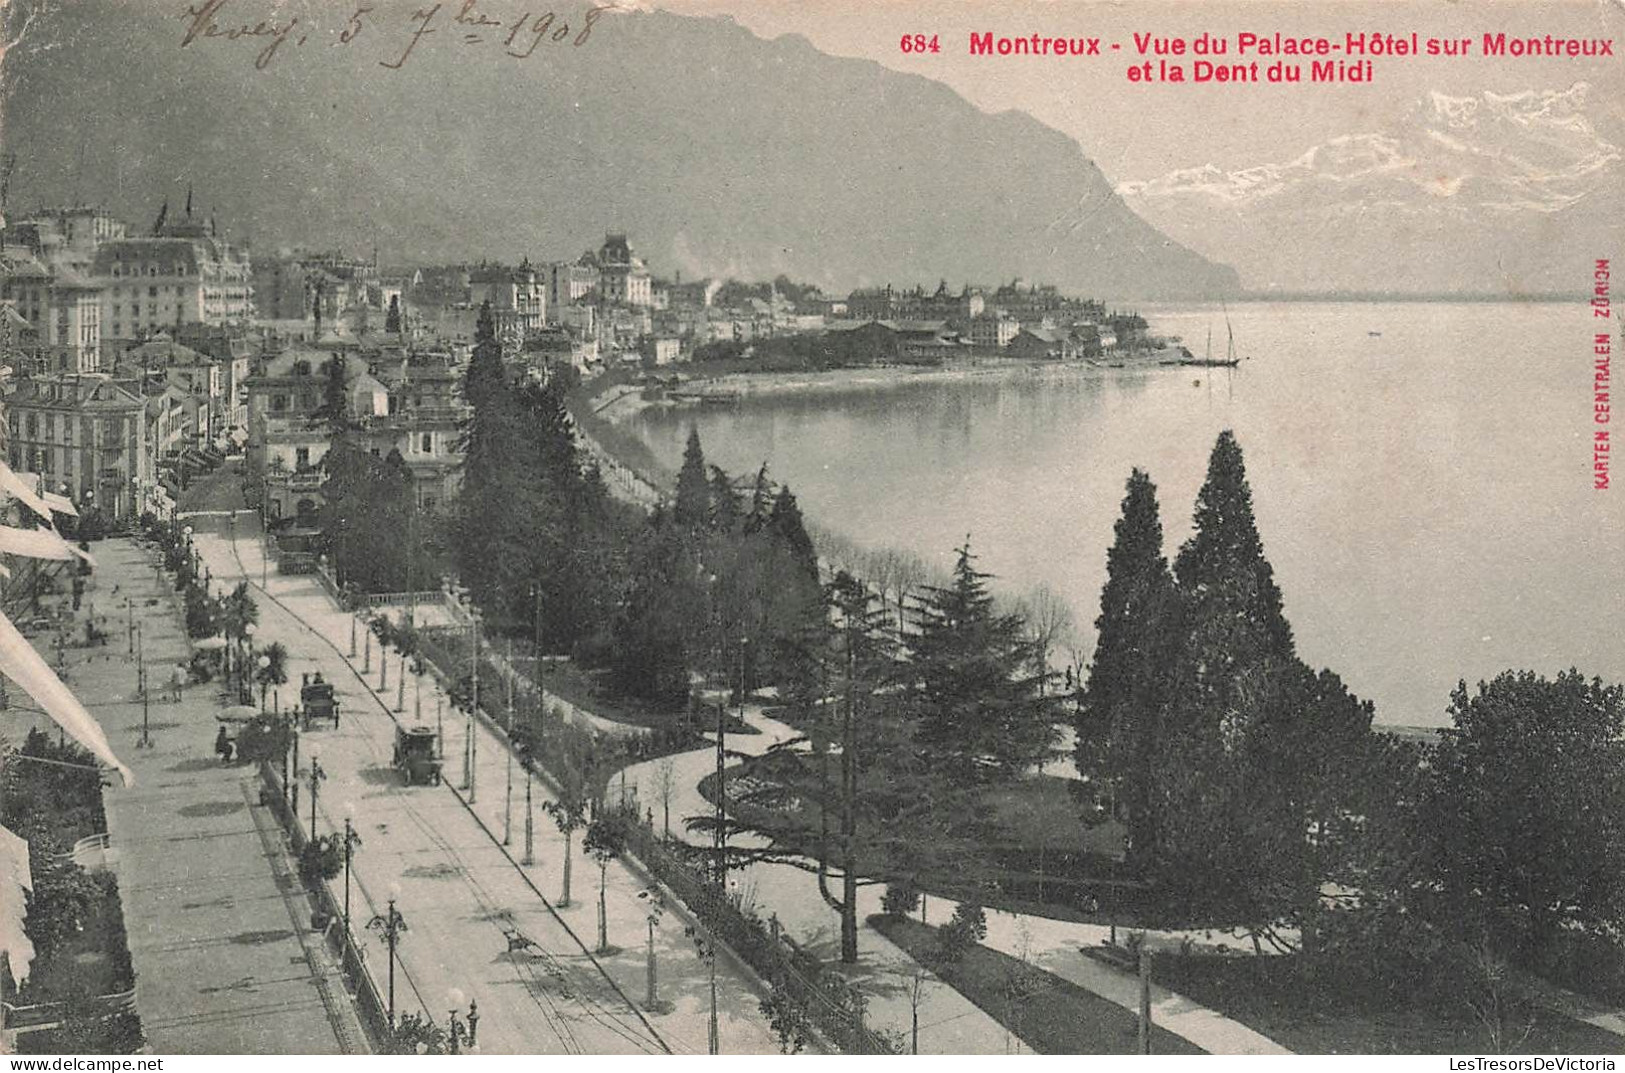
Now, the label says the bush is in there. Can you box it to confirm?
[937,903,988,964]
[882,880,921,919]
[297,835,343,888]
[236,717,291,766]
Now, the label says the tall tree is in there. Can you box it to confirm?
[909,542,1058,783]
[1076,468,1179,869]
[1173,430,1294,662]
[1422,669,1625,958]
[767,486,818,586]
[315,354,350,432]
[674,428,710,528]
[385,294,402,334]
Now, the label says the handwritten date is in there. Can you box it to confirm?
[179,0,615,71]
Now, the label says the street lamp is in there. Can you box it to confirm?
[307,753,326,843]
[342,802,361,933]
[368,883,407,1028]
[447,988,479,1054]
[243,623,258,706]
[258,653,271,712]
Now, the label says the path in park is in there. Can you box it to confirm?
[9,537,368,1054]
[617,698,1293,1056]
[189,516,781,1055]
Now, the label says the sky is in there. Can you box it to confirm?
[653,0,1625,184]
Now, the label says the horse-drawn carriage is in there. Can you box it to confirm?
[392,725,442,786]
[300,673,340,730]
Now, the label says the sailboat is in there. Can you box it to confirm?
[1180,308,1242,368]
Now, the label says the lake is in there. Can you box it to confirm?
[628,301,1624,726]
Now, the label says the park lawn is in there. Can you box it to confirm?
[1151,954,1625,1055]
[531,658,761,736]
[872,915,1204,1055]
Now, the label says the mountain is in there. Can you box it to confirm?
[0,2,1236,300]
[1118,84,1624,296]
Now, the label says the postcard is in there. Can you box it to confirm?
[0,0,1621,1061]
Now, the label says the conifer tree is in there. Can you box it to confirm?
[674,428,710,528]
[767,485,818,585]
[910,542,1058,782]
[1077,468,1179,869]
[709,466,740,532]
[1173,430,1294,662]
[385,294,402,334]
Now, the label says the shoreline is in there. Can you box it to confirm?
[587,351,1179,425]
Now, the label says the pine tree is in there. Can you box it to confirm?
[767,485,818,585]
[709,466,741,532]
[1173,430,1294,662]
[315,354,350,432]
[910,542,1058,783]
[385,294,402,334]
[674,428,710,528]
[1077,468,1179,870]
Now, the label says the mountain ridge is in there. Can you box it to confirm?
[1,3,1238,300]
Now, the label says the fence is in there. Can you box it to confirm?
[404,622,892,1054]
[616,808,895,1053]
[257,760,394,1050]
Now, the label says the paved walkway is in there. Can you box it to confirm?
[617,696,1293,1055]
[190,519,782,1055]
[9,538,367,1054]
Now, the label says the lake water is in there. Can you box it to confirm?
[628,302,1624,726]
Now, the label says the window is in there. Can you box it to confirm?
[295,447,310,470]
[149,286,158,298]
[421,432,432,453]
[271,394,288,413]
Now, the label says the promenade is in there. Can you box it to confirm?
[9,537,367,1054]
[187,516,782,1055]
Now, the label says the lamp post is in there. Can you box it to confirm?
[243,623,257,707]
[348,604,358,658]
[307,754,325,843]
[342,802,361,933]
[522,747,534,866]
[446,989,479,1054]
[368,884,407,1028]
[257,653,271,712]
[465,605,479,802]
[137,620,149,748]
[126,596,134,655]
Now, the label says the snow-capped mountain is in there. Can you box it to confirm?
[1118,85,1623,295]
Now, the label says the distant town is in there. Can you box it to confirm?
[0,198,1164,531]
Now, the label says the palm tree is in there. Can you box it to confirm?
[255,642,289,709]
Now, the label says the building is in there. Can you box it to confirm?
[547,261,599,316]
[968,312,1020,350]
[642,337,682,366]
[93,234,253,341]
[0,251,103,374]
[3,207,128,276]
[469,261,546,338]
[5,373,153,521]
[246,346,469,523]
[592,233,653,308]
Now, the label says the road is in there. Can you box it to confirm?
[187,514,782,1054]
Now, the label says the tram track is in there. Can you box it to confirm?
[217,522,668,1055]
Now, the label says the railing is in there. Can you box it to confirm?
[358,591,448,609]
[3,988,136,1034]
[257,761,393,1050]
[62,833,114,873]
[617,814,894,1053]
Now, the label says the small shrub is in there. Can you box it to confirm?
[882,880,921,919]
[297,835,343,888]
[937,902,988,964]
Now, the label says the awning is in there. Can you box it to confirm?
[41,490,79,518]
[0,822,35,986]
[0,461,52,520]
[0,525,95,567]
[0,610,132,787]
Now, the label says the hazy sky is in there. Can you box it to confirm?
[656,0,1625,182]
